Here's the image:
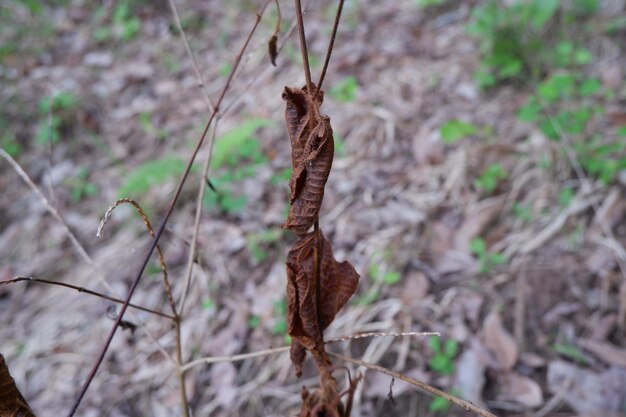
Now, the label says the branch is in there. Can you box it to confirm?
[0,277,174,320]
[328,351,499,417]
[66,2,273,415]
[317,0,344,92]
[294,0,313,93]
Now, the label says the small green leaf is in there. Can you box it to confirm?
[440,120,478,144]
[489,252,507,266]
[517,98,542,122]
[429,396,451,413]
[444,339,458,357]
[469,238,486,255]
[574,48,593,65]
[559,187,574,207]
[118,157,191,198]
[382,271,401,285]
[248,315,261,329]
[428,335,441,352]
[328,76,358,103]
[202,298,216,312]
[579,78,601,96]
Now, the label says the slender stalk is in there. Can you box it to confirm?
[179,118,220,315]
[317,0,344,92]
[313,219,323,335]
[66,3,272,415]
[181,346,290,372]
[174,316,189,417]
[329,352,499,417]
[1,277,173,320]
[294,0,313,93]
[168,0,215,111]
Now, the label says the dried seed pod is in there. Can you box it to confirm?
[286,230,359,359]
[282,85,334,236]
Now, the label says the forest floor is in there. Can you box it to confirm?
[1,1,626,416]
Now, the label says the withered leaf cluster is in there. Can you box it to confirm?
[282,85,334,236]
[281,84,360,416]
[287,230,359,375]
[0,354,36,417]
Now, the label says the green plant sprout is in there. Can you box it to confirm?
[475,163,507,193]
[65,166,98,203]
[427,336,461,412]
[440,120,478,144]
[328,76,358,103]
[35,91,79,146]
[247,228,282,262]
[470,237,507,274]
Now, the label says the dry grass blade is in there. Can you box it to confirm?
[97,198,176,315]
[328,351,500,417]
[325,331,439,343]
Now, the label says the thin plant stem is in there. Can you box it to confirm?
[174,316,189,417]
[0,277,174,320]
[66,3,272,415]
[168,0,215,112]
[294,0,313,93]
[313,219,323,335]
[0,149,174,365]
[220,0,313,117]
[179,118,220,315]
[328,351,499,417]
[179,331,435,372]
[180,346,290,372]
[317,0,344,92]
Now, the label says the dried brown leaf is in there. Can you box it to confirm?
[0,354,36,417]
[268,35,278,66]
[287,232,359,350]
[286,230,359,352]
[282,86,334,236]
[482,310,518,371]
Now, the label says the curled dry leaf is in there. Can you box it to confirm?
[268,35,278,66]
[0,354,36,417]
[482,310,518,371]
[282,85,334,236]
[286,230,359,375]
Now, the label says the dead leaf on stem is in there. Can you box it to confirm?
[0,354,36,417]
[282,85,334,236]
[286,230,359,375]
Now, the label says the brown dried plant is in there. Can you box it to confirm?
[282,0,361,415]
[0,354,36,417]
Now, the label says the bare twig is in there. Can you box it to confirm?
[328,351,499,417]
[0,277,174,320]
[294,0,313,93]
[167,0,215,111]
[180,346,291,372]
[179,118,220,315]
[326,331,439,343]
[317,0,344,92]
[67,2,272,415]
